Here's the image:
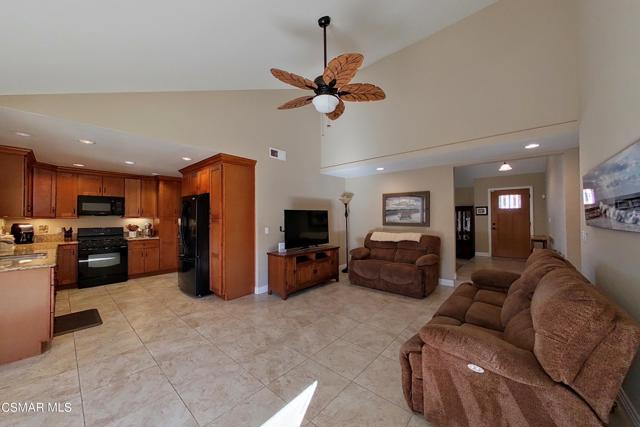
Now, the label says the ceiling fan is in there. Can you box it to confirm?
[270,16,386,120]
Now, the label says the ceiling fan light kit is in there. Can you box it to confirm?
[270,16,386,120]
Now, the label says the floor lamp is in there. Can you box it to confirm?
[339,192,354,273]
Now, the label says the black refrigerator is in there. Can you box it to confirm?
[179,194,211,297]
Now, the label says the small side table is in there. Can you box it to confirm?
[530,235,549,252]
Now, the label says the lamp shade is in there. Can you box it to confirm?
[312,95,339,113]
[339,192,354,205]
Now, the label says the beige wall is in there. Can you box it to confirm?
[0,91,346,292]
[562,148,581,266]
[579,0,640,409]
[546,155,566,255]
[345,165,456,281]
[321,0,579,168]
[455,187,474,207]
[473,173,547,254]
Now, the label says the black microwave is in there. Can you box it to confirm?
[77,196,125,216]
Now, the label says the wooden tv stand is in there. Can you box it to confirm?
[267,245,340,300]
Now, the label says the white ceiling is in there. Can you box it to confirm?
[0,0,495,95]
[454,157,549,188]
[0,107,216,176]
[322,128,578,178]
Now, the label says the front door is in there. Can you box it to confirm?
[491,188,531,258]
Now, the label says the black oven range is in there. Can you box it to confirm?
[77,227,128,288]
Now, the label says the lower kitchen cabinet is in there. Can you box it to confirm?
[128,240,160,276]
[56,244,78,288]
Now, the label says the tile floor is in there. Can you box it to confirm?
[0,259,633,427]
[0,272,452,427]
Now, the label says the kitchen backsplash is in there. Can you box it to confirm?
[0,217,154,237]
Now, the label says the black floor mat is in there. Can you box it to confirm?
[54,309,103,336]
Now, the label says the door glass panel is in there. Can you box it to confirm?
[498,194,522,209]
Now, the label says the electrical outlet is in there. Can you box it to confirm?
[581,230,588,242]
[264,226,269,235]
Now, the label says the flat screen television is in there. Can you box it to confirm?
[284,210,329,249]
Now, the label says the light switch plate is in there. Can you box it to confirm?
[264,226,269,235]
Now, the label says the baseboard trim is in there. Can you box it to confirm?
[255,285,268,295]
[339,263,347,271]
[439,278,455,287]
[475,252,490,257]
[618,388,640,427]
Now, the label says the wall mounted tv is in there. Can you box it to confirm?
[284,210,329,249]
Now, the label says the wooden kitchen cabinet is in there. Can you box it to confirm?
[32,166,57,218]
[124,178,141,217]
[56,244,77,288]
[196,168,210,195]
[128,240,160,276]
[181,171,197,196]
[158,179,181,217]
[55,172,78,218]
[157,217,179,271]
[102,176,125,197]
[79,174,124,197]
[140,179,157,218]
[77,174,103,196]
[0,146,34,218]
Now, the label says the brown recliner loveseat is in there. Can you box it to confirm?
[401,249,640,427]
[349,232,440,298]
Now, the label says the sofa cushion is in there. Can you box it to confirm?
[434,283,477,322]
[370,248,396,261]
[380,263,420,285]
[351,259,389,281]
[531,268,617,385]
[503,309,535,351]
[501,257,569,326]
[395,249,424,264]
[475,289,506,307]
[465,302,503,331]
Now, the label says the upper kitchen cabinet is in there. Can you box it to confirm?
[102,176,125,197]
[124,178,157,218]
[55,172,78,218]
[158,178,181,218]
[32,165,57,218]
[140,179,157,218]
[78,174,124,197]
[124,178,141,217]
[181,167,209,196]
[0,146,34,218]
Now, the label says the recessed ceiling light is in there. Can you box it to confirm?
[499,162,513,172]
[79,139,95,145]
[376,167,385,171]
[151,172,159,176]
[15,132,31,137]
[124,161,135,165]
[524,143,540,149]
[181,157,192,161]
[72,163,85,167]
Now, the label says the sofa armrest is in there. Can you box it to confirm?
[471,269,520,291]
[416,254,439,267]
[350,247,370,260]
[419,324,552,387]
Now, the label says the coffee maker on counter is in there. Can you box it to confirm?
[10,223,34,244]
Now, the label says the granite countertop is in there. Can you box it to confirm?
[0,241,77,273]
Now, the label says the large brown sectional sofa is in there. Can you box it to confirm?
[349,232,440,298]
[401,249,640,427]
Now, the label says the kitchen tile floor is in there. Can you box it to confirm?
[0,266,634,427]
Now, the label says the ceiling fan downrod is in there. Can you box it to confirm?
[318,16,331,69]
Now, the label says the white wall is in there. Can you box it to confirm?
[579,0,640,412]
[321,0,579,168]
[345,165,456,282]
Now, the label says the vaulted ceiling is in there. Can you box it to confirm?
[0,0,495,95]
